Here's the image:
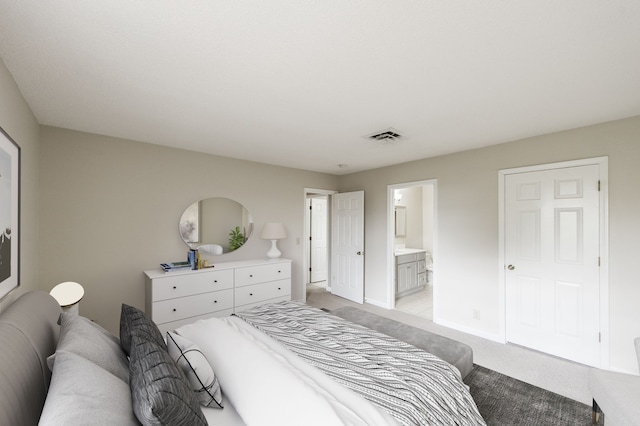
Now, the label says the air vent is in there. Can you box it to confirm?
[365,128,405,144]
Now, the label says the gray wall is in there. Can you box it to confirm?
[0,58,40,313]
[38,126,338,334]
[338,116,640,373]
[2,50,640,374]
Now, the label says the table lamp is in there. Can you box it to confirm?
[50,281,85,314]
[260,222,287,259]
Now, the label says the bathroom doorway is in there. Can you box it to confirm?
[388,180,436,320]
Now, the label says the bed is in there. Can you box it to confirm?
[0,291,485,425]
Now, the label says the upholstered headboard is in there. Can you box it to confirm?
[0,291,62,425]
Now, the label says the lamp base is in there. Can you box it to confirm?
[266,239,282,259]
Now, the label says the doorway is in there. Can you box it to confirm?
[304,189,365,305]
[304,189,337,301]
[388,180,437,320]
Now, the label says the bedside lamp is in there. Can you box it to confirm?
[50,281,85,314]
[260,222,287,259]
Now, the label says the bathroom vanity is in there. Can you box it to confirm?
[395,249,429,297]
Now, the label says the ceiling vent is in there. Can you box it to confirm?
[365,128,405,144]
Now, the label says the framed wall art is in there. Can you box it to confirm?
[0,126,20,299]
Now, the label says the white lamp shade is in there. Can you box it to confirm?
[50,281,84,313]
[260,222,287,240]
[261,223,287,259]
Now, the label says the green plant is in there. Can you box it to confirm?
[228,226,245,251]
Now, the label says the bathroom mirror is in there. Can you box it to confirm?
[179,197,253,254]
[395,206,406,237]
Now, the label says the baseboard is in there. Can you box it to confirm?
[364,298,390,309]
[435,318,505,344]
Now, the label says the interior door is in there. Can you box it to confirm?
[331,191,364,304]
[505,165,600,366]
[310,197,328,283]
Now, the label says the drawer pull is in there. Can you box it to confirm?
[249,274,253,278]
[213,300,217,304]
[278,287,281,290]
[249,293,253,296]
[173,308,176,312]
[278,270,281,273]
[213,280,218,283]
[173,286,177,289]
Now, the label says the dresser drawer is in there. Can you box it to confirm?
[151,269,234,301]
[235,262,291,287]
[152,288,234,324]
[396,253,417,264]
[235,279,290,307]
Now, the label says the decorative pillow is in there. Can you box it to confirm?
[120,303,166,356]
[40,351,139,426]
[47,312,129,382]
[166,332,223,408]
[129,336,207,426]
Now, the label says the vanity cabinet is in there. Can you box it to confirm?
[145,259,291,333]
[395,251,427,297]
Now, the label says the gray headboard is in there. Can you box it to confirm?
[0,291,62,425]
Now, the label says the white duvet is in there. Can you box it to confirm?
[176,316,400,426]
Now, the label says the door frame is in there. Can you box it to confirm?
[302,188,338,302]
[387,179,438,315]
[498,156,609,367]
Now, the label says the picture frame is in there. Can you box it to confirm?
[0,126,20,299]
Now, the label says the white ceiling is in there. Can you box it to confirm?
[1,1,639,175]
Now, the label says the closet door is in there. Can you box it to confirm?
[505,164,601,366]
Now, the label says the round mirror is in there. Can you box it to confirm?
[179,197,253,254]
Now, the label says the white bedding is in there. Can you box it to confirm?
[201,393,245,426]
[177,316,400,426]
[235,302,485,426]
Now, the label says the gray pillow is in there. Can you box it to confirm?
[40,351,139,426]
[129,336,207,426]
[47,313,129,382]
[166,332,223,408]
[120,304,166,356]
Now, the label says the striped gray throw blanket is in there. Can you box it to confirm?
[235,302,486,426]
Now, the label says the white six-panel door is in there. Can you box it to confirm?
[505,165,601,366]
[331,191,364,304]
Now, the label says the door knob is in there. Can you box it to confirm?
[507,264,515,270]
[356,251,363,255]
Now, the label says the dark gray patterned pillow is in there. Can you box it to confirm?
[120,304,166,356]
[129,336,207,426]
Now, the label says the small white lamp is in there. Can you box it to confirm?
[260,222,287,259]
[50,281,85,314]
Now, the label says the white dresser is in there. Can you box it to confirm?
[145,258,291,333]
[395,250,428,297]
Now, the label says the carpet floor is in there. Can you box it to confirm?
[465,365,603,426]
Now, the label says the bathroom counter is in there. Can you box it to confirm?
[394,248,426,256]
